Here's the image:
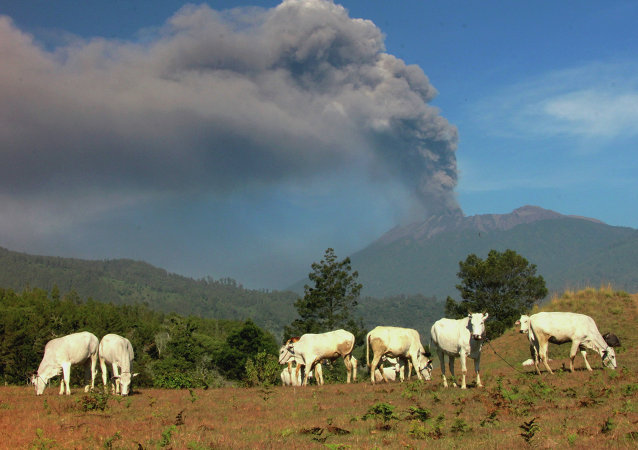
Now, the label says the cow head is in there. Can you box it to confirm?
[32,374,47,396]
[602,347,617,369]
[418,358,434,381]
[468,312,488,341]
[113,372,139,396]
[515,315,530,334]
[278,342,295,365]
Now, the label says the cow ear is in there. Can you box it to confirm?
[483,312,489,320]
[467,312,473,318]
[132,373,139,377]
[515,320,520,325]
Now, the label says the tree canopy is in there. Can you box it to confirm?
[284,248,365,341]
[445,249,548,338]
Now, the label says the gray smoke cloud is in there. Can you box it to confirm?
[0,0,460,238]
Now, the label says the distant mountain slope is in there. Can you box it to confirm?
[351,206,637,299]
[0,247,297,335]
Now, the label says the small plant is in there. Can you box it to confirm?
[103,431,121,449]
[188,388,198,403]
[567,433,577,446]
[601,417,616,434]
[42,399,50,415]
[622,383,638,397]
[31,428,56,450]
[401,380,424,399]
[159,425,177,448]
[406,406,431,422]
[450,418,471,434]
[480,410,499,428]
[408,422,429,440]
[362,402,398,422]
[520,417,540,444]
[429,414,445,439]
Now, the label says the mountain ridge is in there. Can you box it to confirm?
[350,205,636,299]
[374,205,604,247]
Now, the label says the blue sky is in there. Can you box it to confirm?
[1,0,637,289]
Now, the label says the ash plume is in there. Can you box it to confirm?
[0,0,461,233]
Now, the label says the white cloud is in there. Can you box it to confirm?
[472,61,638,141]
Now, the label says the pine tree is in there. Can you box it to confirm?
[284,248,364,340]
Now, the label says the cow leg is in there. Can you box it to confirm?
[90,353,97,390]
[437,349,448,388]
[409,352,422,381]
[61,362,71,395]
[459,353,468,389]
[314,363,323,385]
[351,355,357,382]
[474,356,483,388]
[541,340,553,374]
[113,364,121,394]
[580,349,592,371]
[100,357,109,391]
[83,359,92,392]
[370,353,384,385]
[448,356,457,387]
[343,355,353,383]
[303,361,315,386]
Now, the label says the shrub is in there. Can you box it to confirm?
[79,389,111,412]
[244,351,283,387]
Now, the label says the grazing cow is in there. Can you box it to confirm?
[527,312,617,374]
[280,362,318,386]
[31,331,99,395]
[603,332,621,348]
[278,329,357,385]
[366,326,432,385]
[430,313,489,389]
[99,334,137,396]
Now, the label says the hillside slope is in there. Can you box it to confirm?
[0,247,297,334]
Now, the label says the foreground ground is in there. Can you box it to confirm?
[1,288,637,449]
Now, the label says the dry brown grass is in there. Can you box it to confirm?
[1,288,637,449]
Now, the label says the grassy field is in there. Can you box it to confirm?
[1,287,637,449]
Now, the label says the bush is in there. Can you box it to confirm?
[244,351,281,387]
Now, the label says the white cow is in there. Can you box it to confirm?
[99,334,137,396]
[278,329,357,386]
[373,356,406,383]
[280,362,319,386]
[366,326,432,385]
[31,331,99,395]
[527,312,617,374]
[430,313,489,389]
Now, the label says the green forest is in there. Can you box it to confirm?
[0,287,279,389]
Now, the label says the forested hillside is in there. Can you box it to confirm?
[0,287,278,387]
[0,247,445,338]
[0,247,297,335]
